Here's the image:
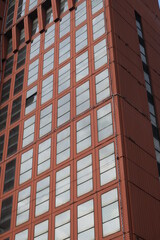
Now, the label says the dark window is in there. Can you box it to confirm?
[5,0,15,29]
[4,56,14,78]
[17,0,26,19]
[11,96,22,124]
[19,28,25,45]
[0,196,13,234]
[17,46,26,69]
[7,126,19,156]
[0,106,8,131]
[152,125,159,140]
[1,80,11,104]
[0,135,5,162]
[7,38,12,55]
[3,159,16,193]
[14,70,24,95]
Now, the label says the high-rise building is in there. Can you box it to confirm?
[0,0,160,239]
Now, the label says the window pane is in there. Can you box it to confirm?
[28,59,39,85]
[0,196,13,233]
[34,220,48,240]
[60,13,70,38]
[16,187,31,225]
[76,81,90,115]
[58,62,70,93]
[0,135,5,161]
[77,154,93,197]
[75,1,86,27]
[7,126,19,156]
[59,37,70,64]
[97,104,113,141]
[3,159,16,193]
[60,0,68,14]
[76,115,91,153]
[30,35,40,59]
[4,56,14,78]
[56,127,70,164]
[5,0,15,29]
[56,166,70,207]
[55,210,70,240]
[39,105,52,137]
[94,39,107,70]
[57,93,70,126]
[37,138,51,174]
[44,24,55,49]
[0,105,8,131]
[35,177,50,216]
[15,229,28,240]
[11,96,22,124]
[95,69,110,103]
[101,188,120,237]
[76,24,87,53]
[17,0,26,19]
[91,0,103,14]
[1,79,11,103]
[25,86,37,115]
[20,149,33,184]
[14,70,24,95]
[45,7,53,25]
[17,46,26,69]
[76,51,89,82]
[41,75,53,104]
[22,115,35,147]
[43,48,54,75]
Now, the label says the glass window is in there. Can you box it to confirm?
[55,166,70,207]
[11,96,22,124]
[30,35,40,59]
[99,142,116,185]
[17,0,26,19]
[25,86,37,114]
[7,38,12,55]
[19,149,33,184]
[44,24,55,49]
[39,105,52,137]
[76,51,89,82]
[76,115,91,153]
[1,79,11,103]
[60,0,68,14]
[56,127,70,164]
[97,104,113,142]
[0,196,13,233]
[75,1,86,27]
[17,46,26,69]
[35,177,50,216]
[14,70,24,95]
[59,13,70,38]
[3,159,16,193]
[43,48,54,75]
[95,69,110,103]
[15,229,28,240]
[41,74,53,104]
[57,93,70,127]
[16,187,31,225]
[45,7,53,25]
[19,28,25,44]
[34,220,48,240]
[0,135,5,161]
[59,36,70,64]
[32,18,39,36]
[77,154,93,197]
[22,115,35,147]
[7,126,19,156]
[0,105,8,131]
[58,62,70,93]
[77,199,95,240]
[101,188,120,236]
[4,55,14,78]
[28,59,39,85]
[37,138,51,175]
[76,81,90,115]
[29,0,37,11]
[92,12,105,40]
[91,0,103,14]
[94,39,107,70]
[76,24,87,53]
[5,0,15,29]
[55,210,70,240]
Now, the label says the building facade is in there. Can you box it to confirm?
[0,0,160,239]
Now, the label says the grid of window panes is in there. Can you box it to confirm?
[0,0,120,239]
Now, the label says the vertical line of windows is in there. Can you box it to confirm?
[135,12,160,175]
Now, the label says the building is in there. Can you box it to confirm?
[0,0,160,239]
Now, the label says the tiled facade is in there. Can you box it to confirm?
[0,0,160,239]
